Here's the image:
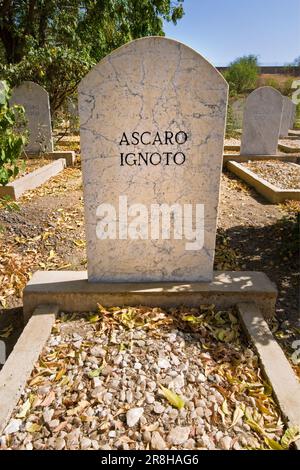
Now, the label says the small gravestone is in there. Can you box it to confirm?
[79,37,228,282]
[232,98,245,129]
[67,97,78,117]
[0,340,5,365]
[290,101,296,129]
[240,86,283,155]
[10,81,53,154]
[67,97,79,133]
[279,96,295,138]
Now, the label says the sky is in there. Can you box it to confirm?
[163,0,300,66]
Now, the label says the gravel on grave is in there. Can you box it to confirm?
[224,138,240,146]
[7,157,54,182]
[242,160,300,189]
[279,139,300,149]
[0,306,285,451]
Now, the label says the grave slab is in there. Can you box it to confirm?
[223,153,300,165]
[23,270,277,323]
[280,97,295,139]
[79,37,228,283]
[231,98,245,129]
[278,143,300,154]
[10,81,53,153]
[240,87,283,156]
[224,143,240,151]
[24,150,76,167]
[227,160,300,203]
[289,130,300,137]
[0,158,66,200]
[0,305,57,435]
[238,302,300,450]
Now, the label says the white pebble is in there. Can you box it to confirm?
[158,358,171,369]
[167,426,191,445]
[126,407,144,427]
[4,419,22,434]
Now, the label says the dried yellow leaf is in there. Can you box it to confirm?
[159,385,185,410]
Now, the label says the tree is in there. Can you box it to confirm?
[224,55,259,96]
[0,1,184,113]
[284,56,300,76]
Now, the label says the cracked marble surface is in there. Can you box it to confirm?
[240,86,283,156]
[10,81,53,154]
[79,37,228,282]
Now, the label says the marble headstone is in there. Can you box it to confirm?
[290,101,296,129]
[10,81,53,154]
[79,37,228,282]
[279,96,295,138]
[67,97,78,117]
[0,339,5,365]
[240,86,283,155]
[67,97,79,132]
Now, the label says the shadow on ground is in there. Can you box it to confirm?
[216,213,299,322]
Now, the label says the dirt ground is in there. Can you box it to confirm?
[0,156,299,375]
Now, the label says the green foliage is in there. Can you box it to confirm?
[0,195,20,212]
[225,103,240,138]
[295,102,300,129]
[0,81,27,186]
[284,56,300,76]
[224,55,259,96]
[261,76,295,96]
[276,212,299,259]
[0,1,184,113]
[2,44,93,113]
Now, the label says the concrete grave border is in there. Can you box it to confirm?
[23,270,277,323]
[238,303,300,450]
[225,143,300,154]
[0,305,57,435]
[226,160,300,203]
[224,144,241,152]
[25,150,76,167]
[0,158,66,201]
[55,137,80,149]
[289,130,300,137]
[280,136,300,141]
[278,143,300,154]
[223,153,300,166]
[1,300,299,449]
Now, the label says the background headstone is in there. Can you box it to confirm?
[240,86,283,155]
[10,81,53,154]
[66,97,79,133]
[279,96,294,138]
[232,98,245,129]
[290,101,297,129]
[79,37,228,283]
[0,340,5,365]
[67,97,78,117]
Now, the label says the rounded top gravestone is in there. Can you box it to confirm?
[240,86,283,156]
[290,101,296,129]
[79,36,228,282]
[10,81,53,154]
[279,96,295,138]
[232,98,245,129]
